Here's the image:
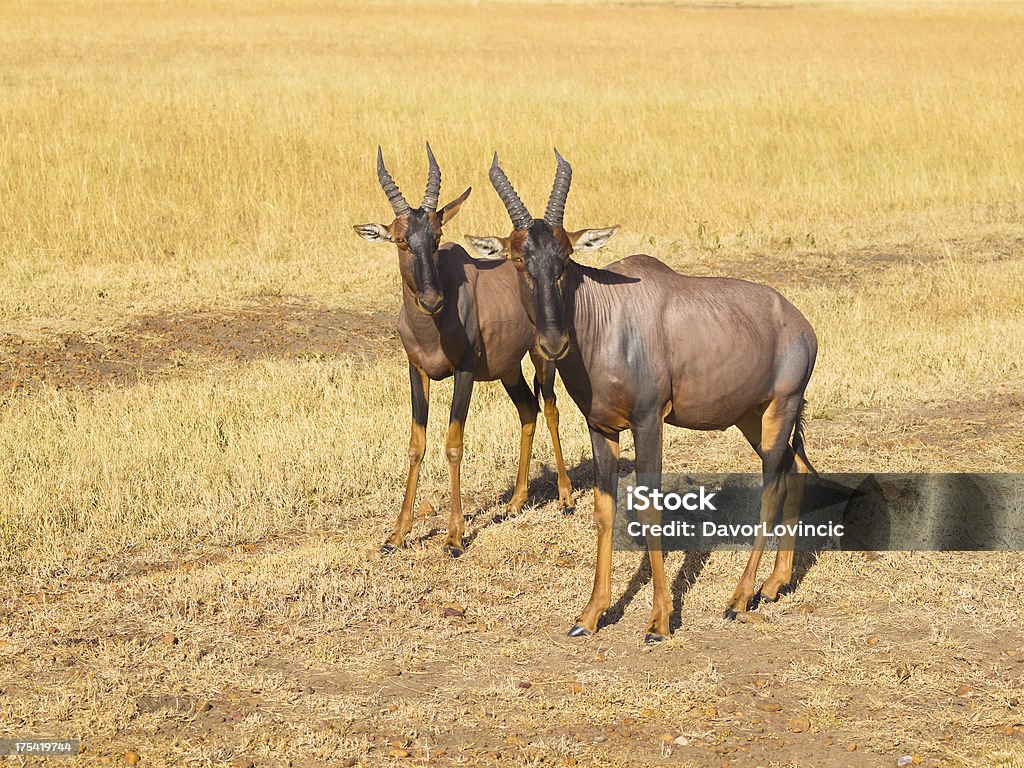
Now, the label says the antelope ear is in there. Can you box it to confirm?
[465,235,509,260]
[568,226,619,252]
[440,187,472,225]
[353,223,392,243]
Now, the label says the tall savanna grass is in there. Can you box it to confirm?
[0,0,1022,329]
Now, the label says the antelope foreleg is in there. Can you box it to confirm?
[569,428,619,637]
[384,365,430,552]
[501,371,540,515]
[634,420,670,642]
[541,362,575,511]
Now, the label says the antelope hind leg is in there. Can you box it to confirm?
[634,419,671,642]
[725,399,798,617]
[759,465,806,601]
[442,367,474,557]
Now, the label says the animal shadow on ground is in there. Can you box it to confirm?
[598,550,713,633]
[747,550,821,611]
[404,454,598,551]
[460,456,599,550]
[603,471,843,625]
[600,546,820,628]
[413,458,827,625]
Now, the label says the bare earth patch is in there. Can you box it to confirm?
[706,236,1024,289]
[806,387,1024,473]
[0,299,396,392]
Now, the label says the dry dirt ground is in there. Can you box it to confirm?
[2,249,1024,768]
[0,301,395,393]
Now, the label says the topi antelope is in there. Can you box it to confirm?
[467,150,817,641]
[353,144,575,557]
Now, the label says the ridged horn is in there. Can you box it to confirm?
[377,146,411,217]
[488,152,532,231]
[544,147,572,228]
[422,142,441,211]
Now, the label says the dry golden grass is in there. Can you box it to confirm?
[1,0,1022,331]
[1,0,1024,766]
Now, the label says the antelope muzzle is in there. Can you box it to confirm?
[416,289,445,316]
[538,331,570,361]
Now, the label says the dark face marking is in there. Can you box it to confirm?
[398,208,445,315]
[511,220,572,360]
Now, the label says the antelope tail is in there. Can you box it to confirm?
[792,398,817,476]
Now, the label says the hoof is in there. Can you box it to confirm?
[442,545,464,559]
[723,608,739,621]
[758,583,792,604]
[644,632,668,644]
[567,624,593,638]
[380,543,399,554]
[491,511,511,523]
[561,504,576,517]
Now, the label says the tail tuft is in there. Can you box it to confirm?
[792,398,817,475]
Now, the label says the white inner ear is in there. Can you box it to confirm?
[574,226,619,252]
[353,223,391,243]
[465,236,507,260]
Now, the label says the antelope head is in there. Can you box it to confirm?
[466,150,618,360]
[354,144,471,316]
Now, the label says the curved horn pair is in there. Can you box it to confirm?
[489,148,572,230]
[376,143,442,216]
